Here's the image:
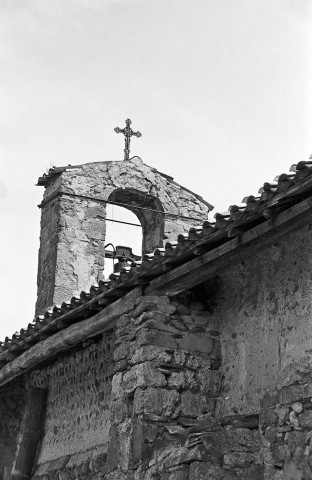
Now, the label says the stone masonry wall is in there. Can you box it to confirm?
[33,333,113,475]
[260,363,312,479]
[32,293,262,480]
[36,157,211,314]
[204,220,312,418]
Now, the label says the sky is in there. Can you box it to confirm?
[0,0,311,339]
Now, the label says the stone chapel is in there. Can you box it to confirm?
[1,151,312,480]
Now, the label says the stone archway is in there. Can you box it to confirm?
[107,188,165,254]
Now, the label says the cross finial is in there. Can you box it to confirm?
[114,118,142,161]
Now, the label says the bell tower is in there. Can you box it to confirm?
[36,156,212,314]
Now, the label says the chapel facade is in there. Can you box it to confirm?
[1,155,312,480]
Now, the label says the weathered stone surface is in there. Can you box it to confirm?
[172,302,191,315]
[36,159,210,313]
[131,417,159,468]
[114,343,131,362]
[131,297,172,320]
[208,221,312,415]
[129,346,172,365]
[137,329,177,350]
[107,419,133,472]
[167,371,190,390]
[123,362,167,393]
[111,372,124,399]
[197,367,222,395]
[222,451,260,468]
[299,409,312,428]
[178,333,213,354]
[259,407,279,428]
[189,462,237,480]
[142,319,181,335]
[164,447,202,468]
[36,335,113,464]
[110,399,129,424]
[134,388,180,417]
[166,466,189,480]
[136,309,178,327]
[279,383,312,405]
[180,391,209,417]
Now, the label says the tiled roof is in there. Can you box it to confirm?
[1,156,312,369]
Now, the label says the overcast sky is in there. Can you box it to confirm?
[0,0,311,339]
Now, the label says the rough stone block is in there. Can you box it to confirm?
[132,303,154,319]
[300,409,312,428]
[131,417,158,469]
[172,302,191,315]
[123,362,167,393]
[170,318,189,331]
[114,343,131,362]
[259,407,279,429]
[111,373,124,399]
[189,462,236,480]
[138,309,178,326]
[279,384,312,405]
[167,372,187,390]
[107,419,133,472]
[114,359,128,373]
[129,346,172,365]
[224,428,260,451]
[134,388,180,417]
[271,444,291,464]
[180,391,209,417]
[166,465,189,480]
[115,314,133,330]
[137,329,177,350]
[197,367,222,395]
[222,451,260,469]
[164,447,202,469]
[143,319,181,334]
[110,399,129,424]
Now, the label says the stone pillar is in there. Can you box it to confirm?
[36,195,106,314]
[105,293,224,479]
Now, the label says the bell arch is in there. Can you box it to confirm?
[107,188,165,254]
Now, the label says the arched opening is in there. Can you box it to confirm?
[104,205,142,278]
[107,188,165,254]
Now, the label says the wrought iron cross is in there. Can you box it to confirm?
[114,118,142,161]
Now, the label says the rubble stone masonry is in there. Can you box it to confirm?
[28,293,262,480]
